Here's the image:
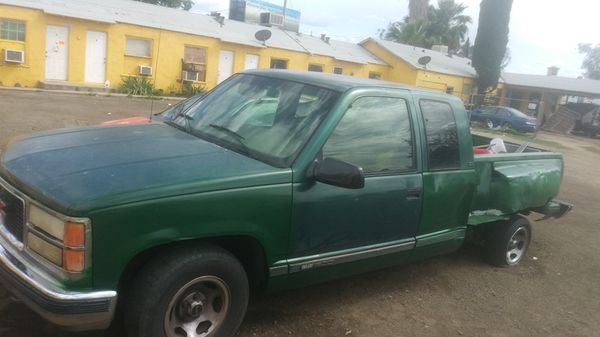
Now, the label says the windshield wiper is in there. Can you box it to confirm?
[175,110,194,132]
[209,124,245,141]
[208,124,252,154]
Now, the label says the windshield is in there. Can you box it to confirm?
[159,93,205,120]
[506,107,530,119]
[173,74,340,167]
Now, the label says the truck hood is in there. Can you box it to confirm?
[0,123,291,214]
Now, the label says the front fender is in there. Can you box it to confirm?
[89,184,292,289]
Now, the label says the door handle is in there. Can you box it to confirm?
[406,188,422,200]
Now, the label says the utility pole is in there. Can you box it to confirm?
[282,0,287,27]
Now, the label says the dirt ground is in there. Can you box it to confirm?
[0,89,599,337]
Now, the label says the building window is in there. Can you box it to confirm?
[182,46,207,82]
[308,64,323,72]
[270,58,288,69]
[446,86,454,95]
[333,67,343,75]
[368,72,382,80]
[323,97,415,174]
[125,37,152,57]
[0,19,25,41]
[419,100,461,170]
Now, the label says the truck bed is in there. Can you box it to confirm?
[469,134,565,225]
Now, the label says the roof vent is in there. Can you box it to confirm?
[211,12,225,26]
[547,66,560,76]
[432,44,449,54]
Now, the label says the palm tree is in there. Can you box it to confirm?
[382,0,472,53]
[409,0,429,22]
[427,0,472,52]
[384,18,431,48]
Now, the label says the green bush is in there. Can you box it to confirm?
[119,76,155,96]
[182,83,208,97]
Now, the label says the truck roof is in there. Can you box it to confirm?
[242,69,457,99]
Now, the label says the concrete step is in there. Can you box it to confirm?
[39,81,110,93]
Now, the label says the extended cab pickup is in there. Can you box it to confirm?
[0,70,570,337]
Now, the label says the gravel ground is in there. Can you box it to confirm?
[0,89,599,337]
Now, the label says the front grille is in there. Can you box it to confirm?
[0,184,25,242]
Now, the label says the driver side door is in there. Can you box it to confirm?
[288,95,422,273]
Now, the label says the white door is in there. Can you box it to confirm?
[218,50,234,84]
[85,31,107,83]
[244,54,259,70]
[45,25,69,81]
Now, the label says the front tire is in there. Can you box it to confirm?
[484,216,532,267]
[125,244,249,337]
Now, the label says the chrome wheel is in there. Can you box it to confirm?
[506,227,529,265]
[164,276,231,337]
[486,119,495,129]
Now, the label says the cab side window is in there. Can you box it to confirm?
[420,100,461,170]
[322,97,415,175]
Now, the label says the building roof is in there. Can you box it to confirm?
[0,0,385,66]
[501,73,600,97]
[360,38,477,78]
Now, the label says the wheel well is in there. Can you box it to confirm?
[117,236,269,296]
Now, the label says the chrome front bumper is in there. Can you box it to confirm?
[0,237,117,331]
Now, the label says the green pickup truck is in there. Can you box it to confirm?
[0,70,570,337]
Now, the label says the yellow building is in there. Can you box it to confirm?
[0,0,389,94]
[360,38,477,102]
[0,0,498,101]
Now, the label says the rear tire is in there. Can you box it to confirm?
[484,216,532,267]
[124,244,249,337]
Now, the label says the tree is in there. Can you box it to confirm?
[383,19,432,49]
[459,37,471,58]
[427,0,472,51]
[578,43,600,80]
[382,0,472,53]
[135,0,194,10]
[409,0,429,22]
[472,0,513,94]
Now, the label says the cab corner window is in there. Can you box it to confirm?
[419,99,460,170]
[323,96,415,175]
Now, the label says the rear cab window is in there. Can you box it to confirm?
[419,100,461,170]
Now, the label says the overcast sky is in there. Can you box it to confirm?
[192,0,599,78]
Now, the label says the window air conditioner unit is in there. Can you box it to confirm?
[182,71,199,82]
[260,12,284,27]
[138,65,153,76]
[4,49,24,63]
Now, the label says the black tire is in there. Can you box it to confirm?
[124,244,249,337]
[484,215,532,267]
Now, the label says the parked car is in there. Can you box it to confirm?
[0,70,570,337]
[470,105,538,133]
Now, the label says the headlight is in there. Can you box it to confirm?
[27,204,88,273]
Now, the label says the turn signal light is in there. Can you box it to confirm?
[63,249,85,272]
[64,222,85,247]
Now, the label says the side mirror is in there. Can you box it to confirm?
[307,158,365,189]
